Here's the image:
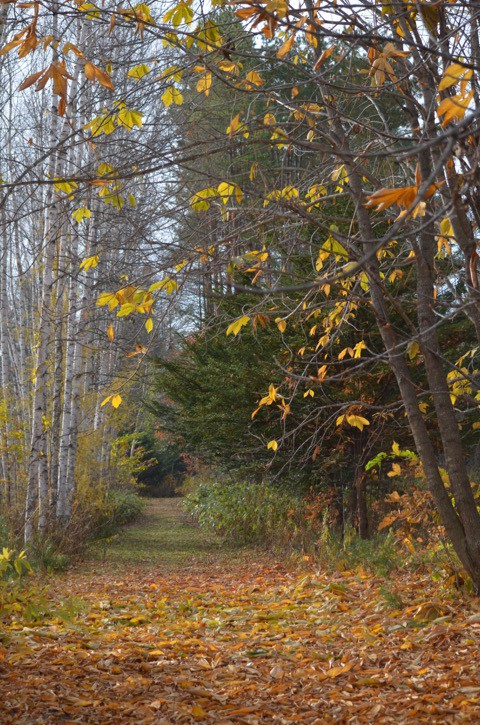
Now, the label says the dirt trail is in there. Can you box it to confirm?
[1,499,480,723]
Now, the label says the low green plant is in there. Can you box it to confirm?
[30,540,70,573]
[90,490,145,540]
[184,479,309,549]
[316,524,400,576]
[185,478,402,576]
[0,547,32,580]
[379,585,404,609]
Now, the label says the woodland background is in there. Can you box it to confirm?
[0,0,479,590]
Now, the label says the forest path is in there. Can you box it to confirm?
[89,497,251,571]
[2,499,480,723]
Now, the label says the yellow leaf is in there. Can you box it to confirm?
[437,90,474,126]
[338,347,353,360]
[72,207,91,223]
[79,255,99,271]
[407,341,420,360]
[217,181,235,204]
[359,272,369,292]
[277,34,295,59]
[97,292,118,308]
[111,394,122,409]
[54,179,78,195]
[162,87,174,107]
[101,395,112,407]
[128,64,150,80]
[149,277,178,294]
[190,187,217,211]
[346,414,370,431]
[171,88,183,105]
[107,324,114,342]
[145,318,153,333]
[387,462,402,477]
[353,340,366,358]
[226,113,241,137]
[438,62,472,92]
[275,318,286,333]
[196,71,212,95]
[437,217,453,256]
[117,108,143,131]
[365,185,416,211]
[235,185,243,205]
[192,705,206,720]
[245,69,264,87]
[325,661,354,679]
[312,45,336,71]
[267,440,278,451]
[226,315,250,336]
[117,302,136,317]
[264,112,276,126]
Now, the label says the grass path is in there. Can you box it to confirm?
[2,499,480,723]
[92,498,249,571]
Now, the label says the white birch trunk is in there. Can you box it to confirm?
[25,16,61,542]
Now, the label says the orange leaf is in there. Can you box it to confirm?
[325,661,354,678]
[313,46,335,72]
[19,68,45,91]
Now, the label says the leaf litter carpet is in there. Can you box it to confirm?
[2,500,480,723]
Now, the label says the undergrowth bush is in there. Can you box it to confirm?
[23,490,145,570]
[91,490,145,539]
[29,540,70,573]
[185,479,403,576]
[184,480,303,548]
[68,489,145,546]
[0,547,32,580]
[315,523,400,576]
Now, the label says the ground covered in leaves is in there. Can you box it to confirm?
[2,500,480,723]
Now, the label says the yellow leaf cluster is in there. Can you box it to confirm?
[336,414,370,431]
[226,315,250,336]
[72,207,91,223]
[437,90,474,126]
[79,255,99,271]
[101,394,122,409]
[128,64,150,80]
[438,62,472,92]
[162,86,183,107]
